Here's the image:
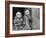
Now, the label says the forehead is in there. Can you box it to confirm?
[16,12,21,15]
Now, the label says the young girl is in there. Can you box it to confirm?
[13,12,23,31]
[23,9,32,30]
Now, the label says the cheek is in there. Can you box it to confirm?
[18,15,22,17]
[25,12,30,14]
[27,12,30,14]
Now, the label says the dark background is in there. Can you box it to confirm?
[13,7,25,18]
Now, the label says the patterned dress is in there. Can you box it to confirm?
[13,17,23,31]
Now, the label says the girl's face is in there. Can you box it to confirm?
[16,12,22,18]
[25,10,30,15]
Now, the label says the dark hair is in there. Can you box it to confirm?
[24,8,32,15]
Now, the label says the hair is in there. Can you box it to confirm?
[24,8,32,15]
[16,11,21,15]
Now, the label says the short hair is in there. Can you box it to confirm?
[24,8,32,15]
[16,11,21,15]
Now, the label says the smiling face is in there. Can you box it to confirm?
[25,9,30,15]
[16,12,22,18]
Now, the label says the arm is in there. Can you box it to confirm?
[14,19,19,26]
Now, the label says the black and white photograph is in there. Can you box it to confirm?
[12,7,40,31]
[13,7,32,31]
